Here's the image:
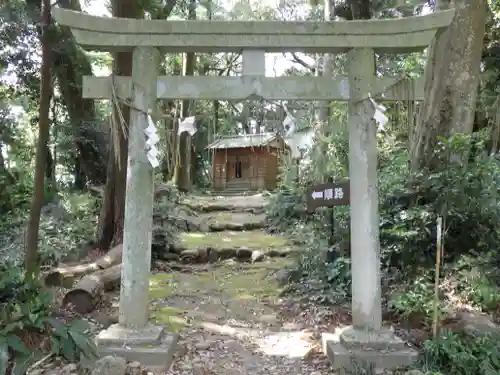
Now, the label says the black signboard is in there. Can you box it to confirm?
[306,180,350,213]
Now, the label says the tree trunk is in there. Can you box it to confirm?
[96,0,140,249]
[160,59,181,182]
[25,0,108,186]
[95,0,178,248]
[24,0,108,186]
[174,0,196,192]
[317,0,334,125]
[410,0,488,172]
[24,0,52,277]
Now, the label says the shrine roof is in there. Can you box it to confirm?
[206,133,279,150]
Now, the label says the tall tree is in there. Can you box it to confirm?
[25,0,108,187]
[174,0,197,193]
[96,0,178,249]
[24,0,52,276]
[410,0,488,171]
[95,0,141,249]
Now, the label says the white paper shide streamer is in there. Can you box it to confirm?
[368,94,389,131]
[178,116,198,136]
[144,114,160,168]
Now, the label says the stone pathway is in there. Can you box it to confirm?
[148,262,331,375]
[152,194,332,375]
[36,194,332,375]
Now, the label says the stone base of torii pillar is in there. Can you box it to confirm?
[322,48,418,372]
[94,325,179,372]
[323,327,418,372]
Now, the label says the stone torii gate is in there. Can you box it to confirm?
[53,8,453,372]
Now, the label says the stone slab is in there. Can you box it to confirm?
[340,327,408,351]
[322,327,418,372]
[90,324,179,373]
[97,324,165,346]
[325,341,418,373]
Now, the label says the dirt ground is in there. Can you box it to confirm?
[148,261,332,375]
[95,259,333,375]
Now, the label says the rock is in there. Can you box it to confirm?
[274,269,292,286]
[92,356,127,375]
[186,217,202,232]
[61,363,78,374]
[251,250,265,263]
[180,249,200,263]
[197,247,209,262]
[195,341,212,350]
[259,314,279,325]
[199,222,210,233]
[403,370,424,375]
[173,217,188,231]
[456,310,500,337]
[236,247,252,259]
[170,243,186,254]
[193,364,207,375]
[162,252,180,261]
[218,248,238,260]
[126,361,146,375]
[207,248,220,262]
[29,369,44,375]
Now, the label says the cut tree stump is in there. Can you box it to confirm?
[44,244,123,287]
[62,264,122,314]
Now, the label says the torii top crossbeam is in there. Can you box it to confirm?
[53,8,454,53]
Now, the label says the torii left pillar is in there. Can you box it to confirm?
[92,46,179,372]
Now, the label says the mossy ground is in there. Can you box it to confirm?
[179,230,287,250]
[148,259,292,331]
[201,211,266,228]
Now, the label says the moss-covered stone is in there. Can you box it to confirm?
[179,230,287,250]
[147,259,292,330]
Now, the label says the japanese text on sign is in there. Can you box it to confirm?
[306,180,350,212]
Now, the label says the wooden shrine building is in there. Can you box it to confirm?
[206,133,290,194]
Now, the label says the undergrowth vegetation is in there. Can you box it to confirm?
[0,174,180,373]
[0,264,97,375]
[266,128,500,374]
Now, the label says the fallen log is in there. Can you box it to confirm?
[62,264,122,314]
[44,244,123,287]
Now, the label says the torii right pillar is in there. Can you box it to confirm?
[323,45,414,372]
[323,36,449,375]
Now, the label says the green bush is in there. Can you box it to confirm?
[267,130,500,344]
[419,330,500,375]
[0,191,99,266]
